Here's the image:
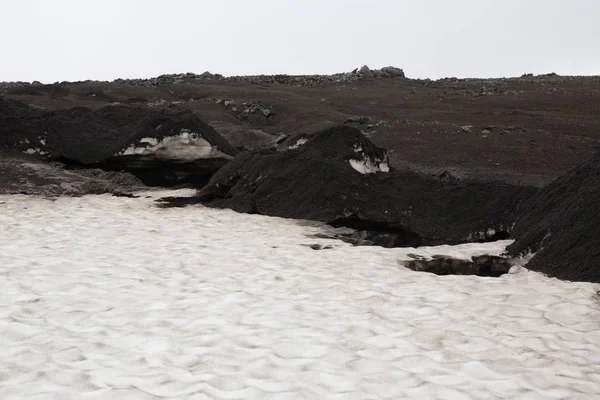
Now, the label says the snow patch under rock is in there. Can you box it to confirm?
[349,141,390,174]
[23,148,48,156]
[115,130,232,161]
[352,143,363,153]
[289,138,308,150]
[349,158,390,174]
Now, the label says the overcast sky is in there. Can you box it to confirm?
[2,0,599,82]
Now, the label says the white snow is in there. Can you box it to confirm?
[353,144,363,152]
[115,130,231,161]
[1,191,600,399]
[349,143,390,174]
[288,138,308,150]
[349,158,390,174]
[23,147,47,156]
[139,137,159,146]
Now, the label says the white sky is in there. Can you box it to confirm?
[2,0,599,82]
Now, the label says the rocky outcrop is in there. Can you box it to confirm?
[508,151,600,283]
[40,66,407,89]
[166,126,535,247]
[0,147,144,197]
[403,254,516,277]
[1,98,238,187]
[0,97,44,149]
[209,98,273,120]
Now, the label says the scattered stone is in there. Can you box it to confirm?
[302,244,334,250]
[345,116,372,125]
[377,66,406,78]
[101,65,406,89]
[212,98,273,120]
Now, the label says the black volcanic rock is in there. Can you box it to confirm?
[1,98,239,186]
[174,126,535,247]
[0,147,145,196]
[403,254,516,277]
[0,97,44,149]
[508,152,600,283]
[40,105,237,162]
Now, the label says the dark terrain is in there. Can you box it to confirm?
[1,67,599,282]
[3,68,599,186]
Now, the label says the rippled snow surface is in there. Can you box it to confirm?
[1,190,600,400]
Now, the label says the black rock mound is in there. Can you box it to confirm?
[508,152,600,283]
[174,125,535,247]
[1,98,238,187]
[0,97,44,148]
[42,105,239,186]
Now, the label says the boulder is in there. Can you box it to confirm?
[359,65,374,78]
[403,254,516,277]
[170,125,535,247]
[378,66,406,78]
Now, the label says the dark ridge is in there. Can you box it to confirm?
[508,151,600,283]
[1,97,238,187]
[164,125,535,248]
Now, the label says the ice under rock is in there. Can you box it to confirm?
[289,138,308,150]
[349,141,390,174]
[23,148,48,156]
[349,157,390,174]
[116,130,231,161]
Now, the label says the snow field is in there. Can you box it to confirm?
[0,190,599,399]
